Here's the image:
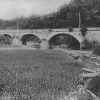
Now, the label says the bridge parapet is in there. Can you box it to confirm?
[0,28,79,34]
[0,27,99,33]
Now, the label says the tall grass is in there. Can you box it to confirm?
[0,50,84,100]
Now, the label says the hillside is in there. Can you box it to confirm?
[0,0,100,29]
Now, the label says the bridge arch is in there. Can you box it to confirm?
[48,33,80,50]
[21,34,41,45]
[0,34,13,45]
[4,34,12,38]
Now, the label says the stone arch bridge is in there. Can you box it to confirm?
[0,28,100,49]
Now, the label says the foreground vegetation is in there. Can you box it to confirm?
[0,49,84,100]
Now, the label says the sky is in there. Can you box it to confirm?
[0,0,70,20]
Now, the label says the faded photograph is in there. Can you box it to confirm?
[0,0,99,100]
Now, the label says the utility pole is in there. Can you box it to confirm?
[17,18,19,30]
[16,16,19,38]
[16,17,19,35]
[77,0,82,50]
[14,18,19,38]
[79,12,81,30]
[78,10,81,50]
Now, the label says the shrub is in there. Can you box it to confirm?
[87,76,100,95]
[93,44,100,56]
[82,39,98,50]
[83,39,93,50]
[68,27,73,32]
[80,25,87,39]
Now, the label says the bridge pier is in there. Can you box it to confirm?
[80,41,85,50]
[12,36,21,45]
[40,39,49,49]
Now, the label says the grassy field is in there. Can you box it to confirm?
[0,49,84,100]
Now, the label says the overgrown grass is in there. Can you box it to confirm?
[0,49,84,100]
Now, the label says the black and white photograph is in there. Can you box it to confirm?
[0,0,99,100]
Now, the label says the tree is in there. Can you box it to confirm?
[80,25,87,38]
[0,0,99,29]
[80,25,88,49]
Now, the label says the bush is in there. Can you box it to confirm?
[80,25,88,38]
[83,39,92,50]
[82,39,92,50]
[82,39,98,50]
[93,44,100,56]
[68,27,73,32]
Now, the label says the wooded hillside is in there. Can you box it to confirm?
[0,0,100,29]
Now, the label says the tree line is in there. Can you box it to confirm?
[0,0,100,29]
